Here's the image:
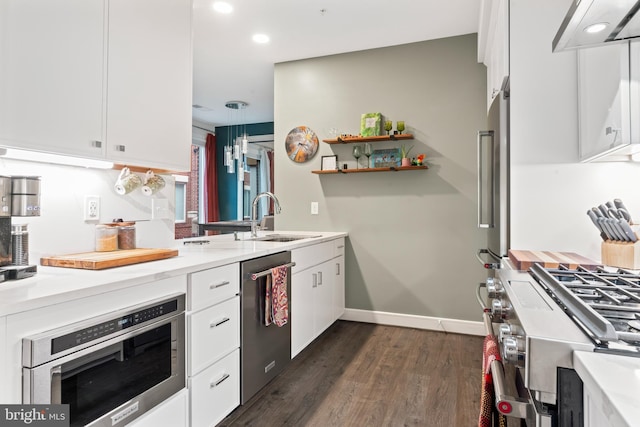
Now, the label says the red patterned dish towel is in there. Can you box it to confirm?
[270,265,289,327]
[478,335,506,427]
[264,274,272,326]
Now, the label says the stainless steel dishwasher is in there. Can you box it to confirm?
[240,251,293,404]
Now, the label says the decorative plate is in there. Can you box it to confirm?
[285,126,319,163]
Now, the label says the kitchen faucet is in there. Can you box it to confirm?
[251,192,281,238]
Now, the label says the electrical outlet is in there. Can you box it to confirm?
[311,202,319,215]
[84,195,100,221]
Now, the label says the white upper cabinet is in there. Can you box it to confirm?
[106,0,192,170]
[0,0,192,171]
[577,42,635,162]
[478,0,509,108]
[0,0,106,158]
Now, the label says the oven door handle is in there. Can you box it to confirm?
[50,366,61,404]
[482,312,533,419]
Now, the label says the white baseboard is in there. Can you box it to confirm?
[340,308,485,336]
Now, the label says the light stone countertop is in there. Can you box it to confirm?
[573,350,640,427]
[0,231,346,317]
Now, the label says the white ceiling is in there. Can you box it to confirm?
[192,0,481,127]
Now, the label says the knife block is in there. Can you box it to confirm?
[601,240,640,269]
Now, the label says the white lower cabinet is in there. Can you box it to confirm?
[126,389,188,427]
[189,349,240,427]
[186,263,240,426]
[333,239,345,320]
[291,238,346,358]
[583,386,610,427]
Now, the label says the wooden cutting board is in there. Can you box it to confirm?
[508,249,600,271]
[40,248,178,270]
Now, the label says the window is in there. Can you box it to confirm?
[174,175,188,223]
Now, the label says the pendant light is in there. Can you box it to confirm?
[224,100,248,174]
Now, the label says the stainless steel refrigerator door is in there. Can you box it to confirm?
[478,92,509,259]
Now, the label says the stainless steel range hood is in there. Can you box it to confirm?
[553,0,640,52]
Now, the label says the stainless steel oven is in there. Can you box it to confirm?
[479,259,640,427]
[22,293,186,427]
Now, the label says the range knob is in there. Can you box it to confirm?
[491,298,512,320]
[498,323,522,338]
[486,278,504,298]
[502,335,525,367]
[498,323,514,342]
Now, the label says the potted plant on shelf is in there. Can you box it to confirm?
[400,144,414,167]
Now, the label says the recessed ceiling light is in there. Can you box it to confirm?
[252,34,270,44]
[212,2,232,14]
[584,23,608,34]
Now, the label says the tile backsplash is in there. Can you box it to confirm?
[0,157,176,262]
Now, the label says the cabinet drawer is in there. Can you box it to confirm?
[190,349,239,427]
[188,296,239,376]
[292,241,333,273]
[188,263,239,312]
[333,238,345,257]
[126,389,187,427]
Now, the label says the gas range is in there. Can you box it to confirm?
[529,263,640,356]
[482,263,640,426]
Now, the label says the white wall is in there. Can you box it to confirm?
[0,158,176,262]
[510,0,640,261]
[274,35,489,321]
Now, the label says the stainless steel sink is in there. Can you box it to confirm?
[251,234,321,242]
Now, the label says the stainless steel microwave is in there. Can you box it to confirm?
[22,294,186,427]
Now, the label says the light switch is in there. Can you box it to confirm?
[311,202,319,215]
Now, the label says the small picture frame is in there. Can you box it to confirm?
[321,155,338,171]
[372,148,401,168]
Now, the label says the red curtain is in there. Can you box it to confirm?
[205,133,220,223]
[267,150,275,214]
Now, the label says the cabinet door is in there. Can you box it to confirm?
[578,42,631,161]
[0,0,105,158]
[630,41,640,148]
[106,0,192,171]
[583,387,611,427]
[333,255,345,321]
[291,269,315,358]
[315,261,334,336]
[480,0,509,106]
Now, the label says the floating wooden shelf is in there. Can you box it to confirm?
[312,165,427,174]
[322,134,414,144]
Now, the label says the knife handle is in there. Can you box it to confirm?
[597,217,614,240]
[614,199,632,222]
[587,210,608,241]
[619,220,638,242]
[618,208,631,222]
[603,218,621,240]
[598,204,610,218]
[608,207,621,219]
[609,218,628,241]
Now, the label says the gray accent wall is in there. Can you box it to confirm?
[274,34,488,321]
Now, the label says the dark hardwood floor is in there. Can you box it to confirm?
[218,320,483,427]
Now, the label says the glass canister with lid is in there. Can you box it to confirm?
[117,222,136,250]
[95,224,119,251]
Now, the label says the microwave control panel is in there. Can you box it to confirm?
[51,299,179,354]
